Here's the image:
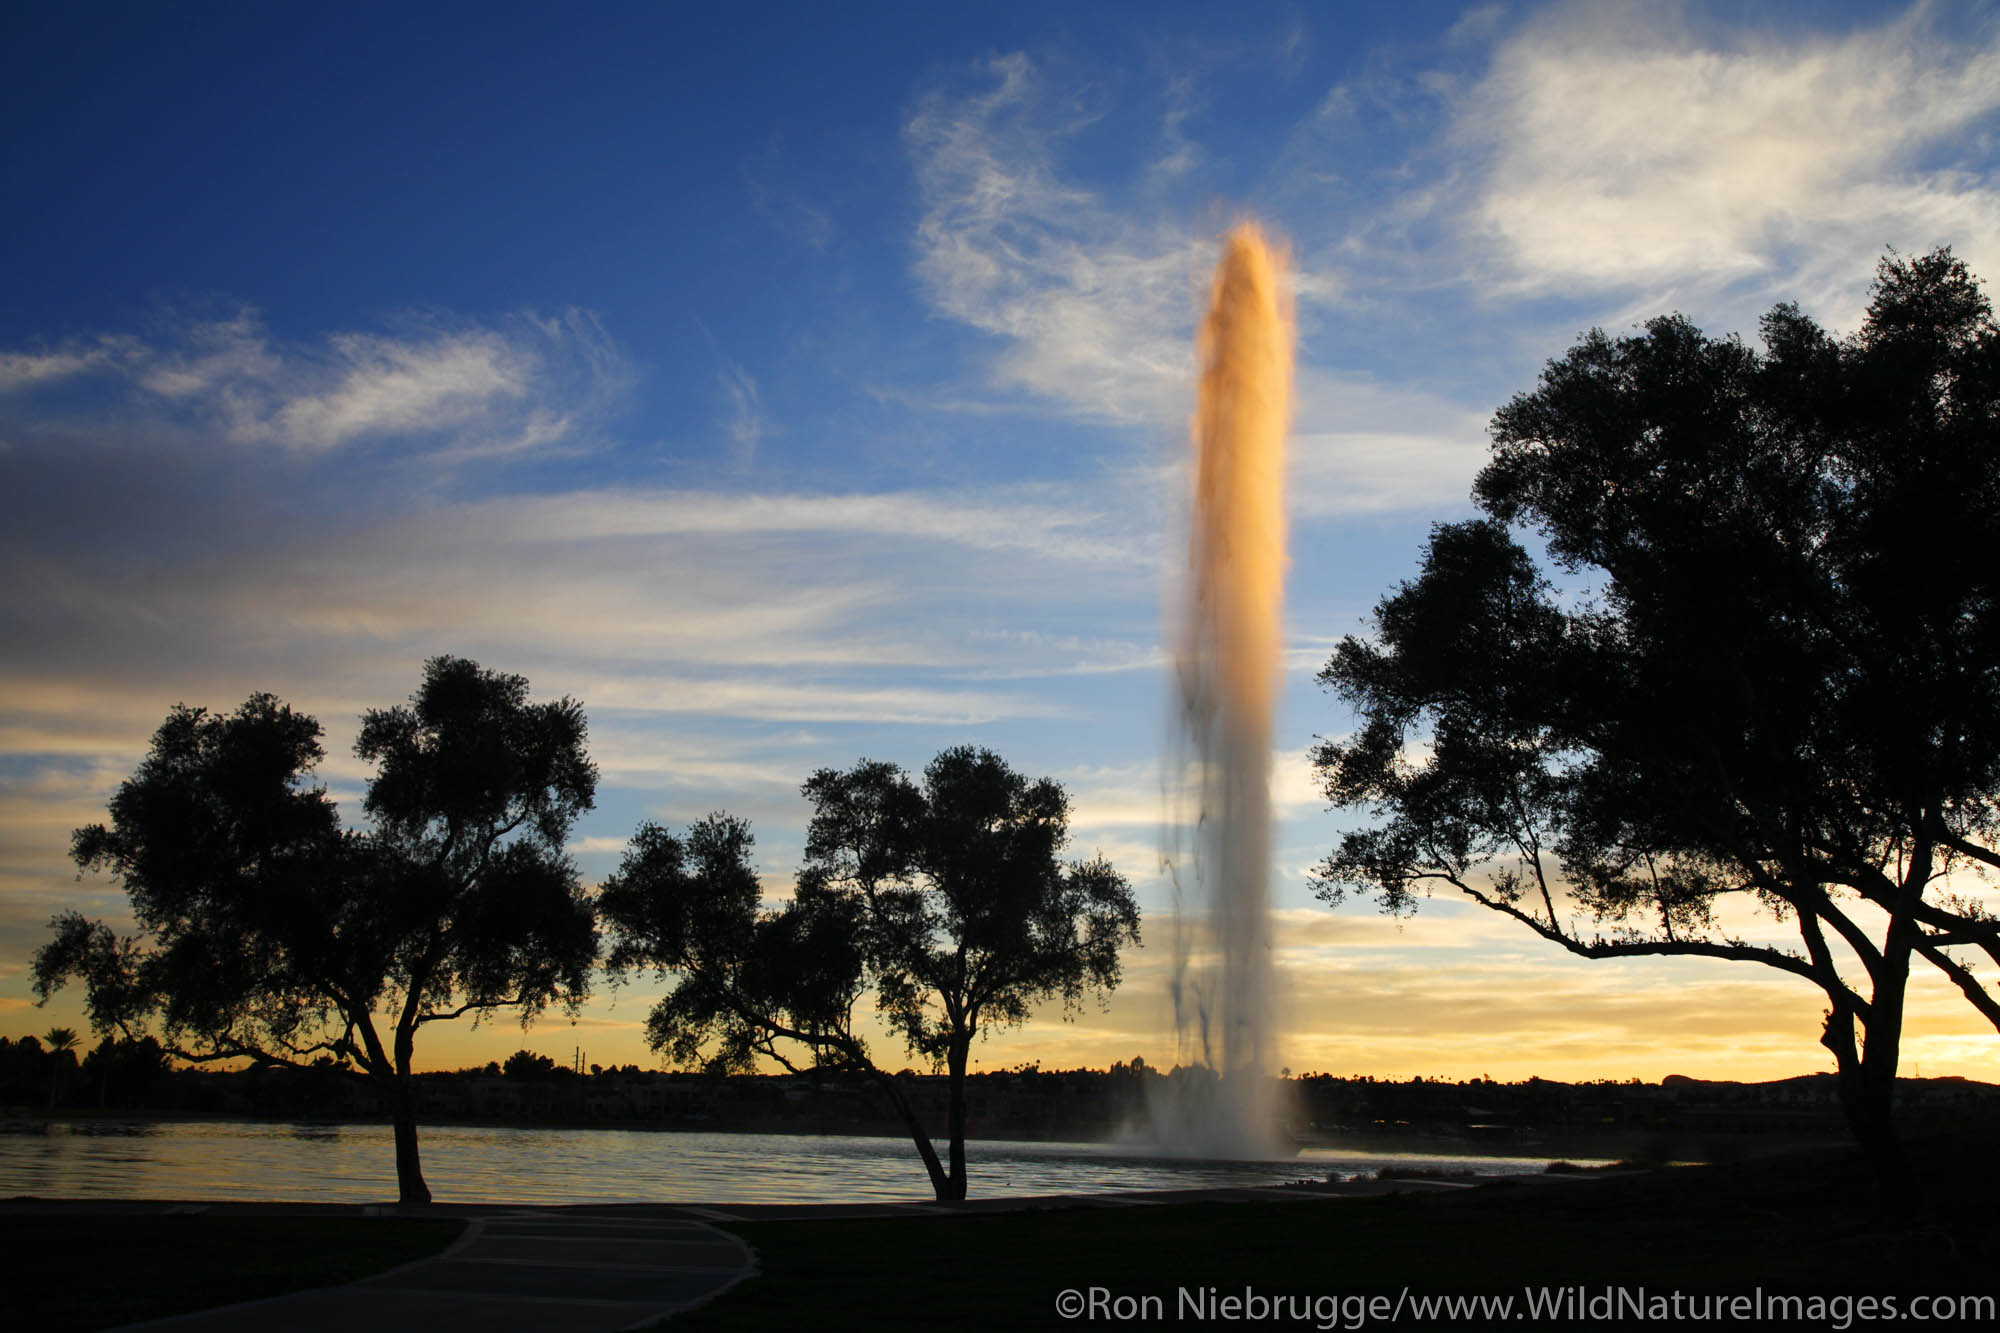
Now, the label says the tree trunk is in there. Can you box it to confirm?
[945,1039,970,1202]
[390,1082,432,1205]
[1857,913,1915,1210]
[862,1066,952,1201]
[1838,1061,1903,1195]
[1821,960,1911,1214]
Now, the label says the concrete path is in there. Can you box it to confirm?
[78,1202,757,1333]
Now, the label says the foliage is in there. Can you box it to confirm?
[501,1049,564,1080]
[800,748,1140,1064]
[601,746,1140,1201]
[601,814,870,1077]
[1312,250,2000,1181]
[32,656,599,1202]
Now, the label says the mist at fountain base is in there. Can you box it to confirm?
[1126,1065,1302,1160]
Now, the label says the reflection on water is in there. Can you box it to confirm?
[61,1121,159,1137]
[0,1119,1593,1205]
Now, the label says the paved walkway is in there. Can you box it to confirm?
[37,1201,758,1333]
[11,1177,1474,1331]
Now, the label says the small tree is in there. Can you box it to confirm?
[78,1034,170,1109]
[1312,251,2000,1192]
[34,656,599,1203]
[42,1027,78,1110]
[502,1049,560,1080]
[601,747,1140,1201]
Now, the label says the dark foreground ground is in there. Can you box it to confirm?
[11,1137,1998,1331]
[7,1214,467,1330]
[672,1137,2000,1331]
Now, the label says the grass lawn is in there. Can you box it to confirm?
[670,1140,2000,1330]
[9,1214,465,1332]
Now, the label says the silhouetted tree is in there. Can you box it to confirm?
[34,656,599,1202]
[601,748,1139,1201]
[42,1027,77,1110]
[79,1035,171,1109]
[1313,250,2000,1193]
[1,1036,44,1106]
[502,1049,560,1080]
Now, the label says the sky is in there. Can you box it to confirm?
[5,0,2000,1083]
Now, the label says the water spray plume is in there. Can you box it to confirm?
[1158,223,1293,1157]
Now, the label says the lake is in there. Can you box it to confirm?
[0,1119,1592,1205]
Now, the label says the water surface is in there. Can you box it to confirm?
[0,1119,1590,1205]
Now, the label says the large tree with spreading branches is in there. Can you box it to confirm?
[1313,250,2000,1190]
[35,656,599,1203]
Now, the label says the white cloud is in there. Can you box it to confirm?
[1151,74,1206,180]
[583,675,1066,727]
[272,330,527,449]
[718,363,768,467]
[0,342,124,392]
[6,306,625,457]
[955,630,1165,680]
[564,835,631,856]
[470,485,1148,568]
[586,738,807,793]
[1289,368,1489,518]
[1064,746,1327,838]
[136,310,282,400]
[904,53,1208,425]
[1458,1,2000,318]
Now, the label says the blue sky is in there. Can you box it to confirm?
[6,0,2000,1080]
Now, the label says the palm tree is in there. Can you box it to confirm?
[43,1027,78,1111]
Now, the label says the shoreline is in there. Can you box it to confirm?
[0,1171,1498,1220]
[4,1106,1844,1167]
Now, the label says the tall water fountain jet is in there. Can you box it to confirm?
[1161,223,1293,1157]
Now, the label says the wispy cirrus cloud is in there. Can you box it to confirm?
[270,331,529,450]
[472,485,1146,566]
[1288,370,1488,519]
[904,52,1207,425]
[0,337,140,393]
[1,305,627,458]
[718,363,768,468]
[1,466,1160,705]
[582,675,1066,727]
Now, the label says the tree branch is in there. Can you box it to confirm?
[1794,884,1885,973]
[164,1032,371,1086]
[1930,821,2000,875]
[1455,879,1855,1000]
[1793,906,1876,1024]
[415,994,527,1026]
[1913,937,2000,1033]
[1907,895,2000,946]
